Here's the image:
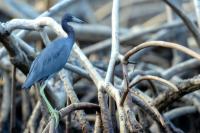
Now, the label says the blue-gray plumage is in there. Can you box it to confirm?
[22,14,83,126]
[22,14,83,89]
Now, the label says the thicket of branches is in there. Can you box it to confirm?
[0,0,200,133]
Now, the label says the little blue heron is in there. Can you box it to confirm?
[22,13,83,126]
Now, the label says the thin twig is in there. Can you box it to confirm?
[120,61,131,108]
[193,0,200,27]
[10,66,16,132]
[0,73,11,132]
[22,90,31,129]
[24,101,41,133]
[65,97,71,133]
[49,120,55,133]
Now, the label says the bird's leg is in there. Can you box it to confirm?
[39,82,59,127]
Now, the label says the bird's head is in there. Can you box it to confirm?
[62,14,84,24]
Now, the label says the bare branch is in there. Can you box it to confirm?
[94,112,103,133]
[164,106,197,120]
[129,75,178,91]
[10,66,16,132]
[60,103,100,117]
[123,41,200,61]
[130,90,169,132]
[60,70,92,132]
[153,75,200,111]
[105,0,120,82]
[24,101,41,133]
[120,75,178,106]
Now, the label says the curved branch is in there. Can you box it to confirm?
[59,103,100,117]
[163,59,200,79]
[130,90,169,132]
[124,41,200,62]
[153,75,200,111]
[43,103,100,132]
[164,106,197,120]
[120,75,178,106]
[0,25,30,74]
[17,0,75,38]
[129,75,178,91]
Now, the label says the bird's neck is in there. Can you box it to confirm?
[62,23,75,42]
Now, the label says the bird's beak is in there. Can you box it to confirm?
[72,16,84,23]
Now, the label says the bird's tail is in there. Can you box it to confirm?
[22,78,32,90]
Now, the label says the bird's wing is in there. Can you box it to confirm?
[32,38,72,79]
[40,38,73,78]
[24,37,73,89]
[22,53,43,89]
[23,37,73,89]
[27,53,41,78]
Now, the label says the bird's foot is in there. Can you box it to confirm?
[49,108,59,127]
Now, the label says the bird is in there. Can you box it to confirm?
[22,13,84,126]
